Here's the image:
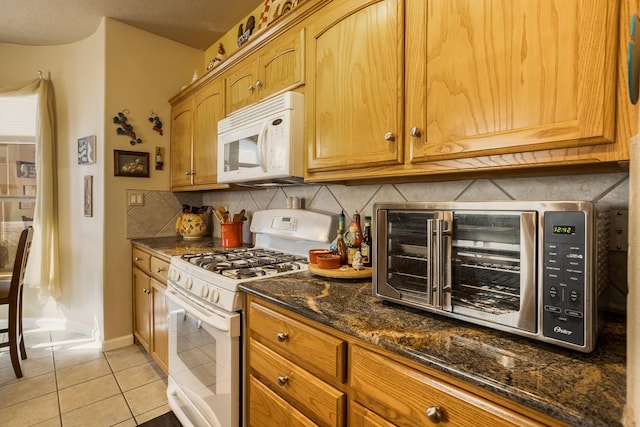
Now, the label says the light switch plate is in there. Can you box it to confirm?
[128,190,144,206]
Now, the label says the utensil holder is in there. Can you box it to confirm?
[221,222,243,248]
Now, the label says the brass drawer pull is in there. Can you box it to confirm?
[276,332,289,342]
[277,375,288,386]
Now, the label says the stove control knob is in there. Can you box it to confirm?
[200,287,209,298]
[169,268,180,282]
[210,288,220,303]
[185,277,193,290]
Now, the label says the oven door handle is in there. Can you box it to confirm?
[165,285,239,335]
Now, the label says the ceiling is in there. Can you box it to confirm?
[0,0,260,51]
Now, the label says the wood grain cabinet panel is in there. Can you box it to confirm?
[131,245,169,374]
[170,79,228,191]
[408,0,617,163]
[248,299,346,382]
[304,0,634,183]
[250,338,345,427]
[305,0,403,173]
[350,345,544,427]
[225,28,305,114]
[132,267,151,351]
[248,374,317,427]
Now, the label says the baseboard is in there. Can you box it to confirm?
[102,334,134,352]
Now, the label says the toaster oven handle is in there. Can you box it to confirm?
[434,218,445,309]
[257,120,269,172]
[426,219,435,306]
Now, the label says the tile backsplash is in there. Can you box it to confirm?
[127,171,629,312]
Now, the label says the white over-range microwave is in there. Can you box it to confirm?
[217,91,304,186]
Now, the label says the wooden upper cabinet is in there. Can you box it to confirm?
[225,28,305,114]
[170,79,227,191]
[169,97,193,188]
[407,0,618,163]
[305,0,404,173]
[192,80,224,185]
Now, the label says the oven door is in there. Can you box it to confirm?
[165,284,241,427]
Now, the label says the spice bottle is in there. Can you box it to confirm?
[330,210,345,252]
[335,235,348,265]
[361,216,372,267]
[344,211,363,265]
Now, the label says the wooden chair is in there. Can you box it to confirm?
[0,226,34,378]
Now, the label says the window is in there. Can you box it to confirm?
[0,94,37,272]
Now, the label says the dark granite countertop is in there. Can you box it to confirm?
[131,238,626,427]
[131,236,230,258]
[240,273,626,427]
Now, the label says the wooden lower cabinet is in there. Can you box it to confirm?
[131,245,169,374]
[246,296,567,427]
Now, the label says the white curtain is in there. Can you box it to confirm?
[0,75,61,298]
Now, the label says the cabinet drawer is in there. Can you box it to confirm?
[250,338,345,427]
[248,301,346,382]
[132,247,151,274]
[350,345,543,427]
[350,402,396,427]
[150,256,169,283]
[249,374,317,427]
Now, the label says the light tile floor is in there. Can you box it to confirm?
[0,326,170,426]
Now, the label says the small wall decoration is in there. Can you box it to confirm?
[84,175,93,217]
[114,150,150,177]
[77,135,96,164]
[257,0,301,31]
[16,161,36,178]
[237,16,256,47]
[206,43,226,71]
[113,110,142,145]
[148,112,163,135]
[155,147,164,170]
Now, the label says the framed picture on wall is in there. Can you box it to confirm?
[78,135,96,165]
[113,150,149,177]
[84,175,93,217]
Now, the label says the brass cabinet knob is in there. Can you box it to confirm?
[426,406,443,423]
[276,332,289,342]
[409,127,422,137]
[277,375,288,386]
[384,132,395,142]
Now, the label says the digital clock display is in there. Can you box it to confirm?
[553,225,576,235]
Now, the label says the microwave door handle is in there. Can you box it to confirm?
[257,120,269,172]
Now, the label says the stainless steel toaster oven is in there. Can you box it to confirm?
[373,201,609,352]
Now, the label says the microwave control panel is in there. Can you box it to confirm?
[542,211,587,346]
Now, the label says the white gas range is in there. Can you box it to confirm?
[165,209,336,427]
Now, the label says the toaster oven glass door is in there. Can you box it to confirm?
[378,209,537,332]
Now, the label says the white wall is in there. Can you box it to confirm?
[0,32,105,335]
[102,18,201,348]
[0,19,202,348]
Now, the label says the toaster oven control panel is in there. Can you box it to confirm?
[542,211,587,346]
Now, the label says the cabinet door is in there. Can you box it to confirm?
[132,267,151,351]
[257,28,305,100]
[151,279,168,374]
[306,0,404,172]
[225,59,258,113]
[170,97,193,189]
[193,80,225,186]
[408,0,617,163]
